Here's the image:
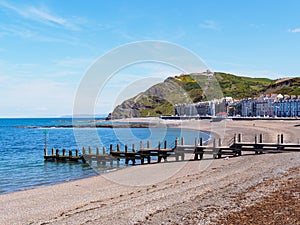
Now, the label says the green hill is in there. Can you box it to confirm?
[109,72,300,119]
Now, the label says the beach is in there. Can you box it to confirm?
[1,119,300,224]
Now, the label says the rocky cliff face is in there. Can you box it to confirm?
[109,77,195,119]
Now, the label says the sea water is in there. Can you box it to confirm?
[0,118,209,194]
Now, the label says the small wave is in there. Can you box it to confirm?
[105,168,118,173]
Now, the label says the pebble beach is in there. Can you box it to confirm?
[1,119,300,225]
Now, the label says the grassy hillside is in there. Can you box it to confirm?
[110,73,300,119]
[215,73,273,99]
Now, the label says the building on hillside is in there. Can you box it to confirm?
[273,96,300,117]
[174,103,198,116]
[240,98,256,117]
[174,97,232,117]
[255,94,277,117]
[195,102,210,116]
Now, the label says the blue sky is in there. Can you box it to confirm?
[0,0,300,117]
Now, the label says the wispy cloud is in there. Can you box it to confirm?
[55,57,94,68]
[199,20,219,30]
[112,28,136,41]
[0,24,37,39]
[0,0,82,30]
[288,28,300,33]
[0,23,85,46]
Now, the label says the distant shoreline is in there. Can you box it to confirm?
[16,123,154,129]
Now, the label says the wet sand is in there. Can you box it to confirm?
[1,119,299,224]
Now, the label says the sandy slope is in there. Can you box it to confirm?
[1,119,299,225]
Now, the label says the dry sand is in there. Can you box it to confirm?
[1,119,300,225]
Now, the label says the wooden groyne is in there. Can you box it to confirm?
[44,134,300,165]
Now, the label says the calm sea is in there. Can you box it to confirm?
[0,118,209,194]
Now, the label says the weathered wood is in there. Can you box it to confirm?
[238,133,241,143]
[175,137,179,147]
[44,134,300,166]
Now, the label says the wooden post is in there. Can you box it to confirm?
[147,140,150,149]
[277,134,280,144]
[259,134,263,143]
[132,144,135,152]
[175,137,179,147]
[158,141,161,150]
[82,147,86,155]
[218,138,222,147]
[110,144,113,154]
[195,137,198,146]
[62,149,66,156]
[117,144,120,152]
[200,137,203,146]
[103,146,106,154]
[96,147,99,155]
[213,139,216,148]
[56,149,59,157]
[140,141,143,149]
[281,134,284,144]
[51,148,54,156]
[125,144,128,153]
[88,146,92,155]
[69,150,72,157]
[255,135,257,144]
[76,149,79,157]
[44,148,47,156]
[164,140,167,149]
[234,134,236,144]
[181,137,184,145]
[238,133,241,143]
